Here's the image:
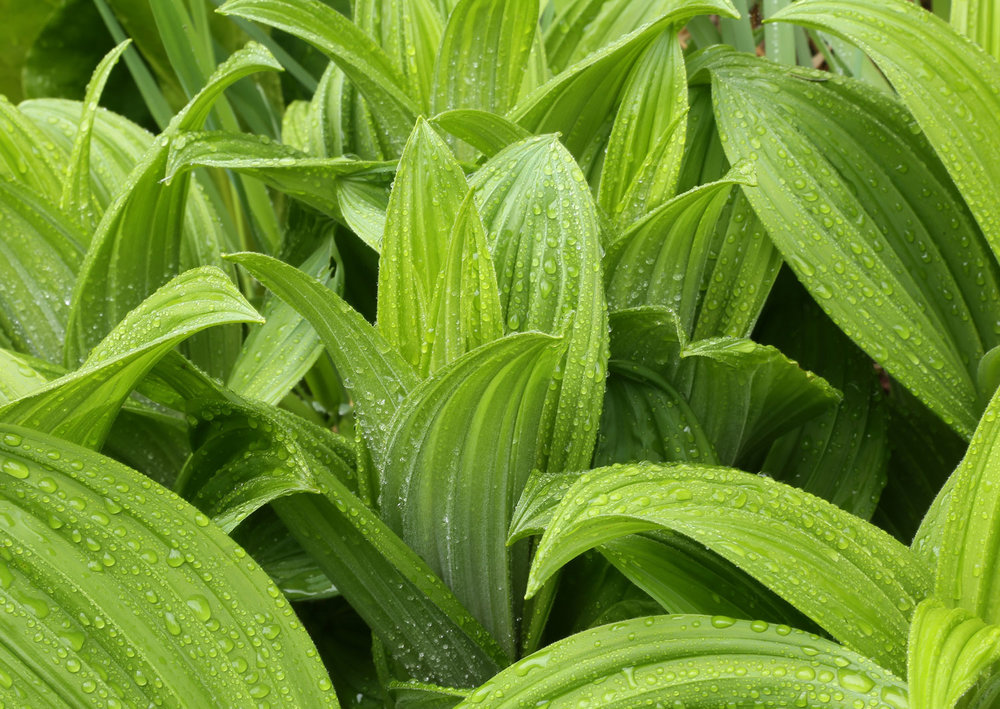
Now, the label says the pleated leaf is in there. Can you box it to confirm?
[456,615,907,708]
[951,0,1000,61]
[516,462,931,674]
[908,599,1000,709]
[377,118,469,375]
[0,425,336,707]
[431,0,538,116]
[0,267,261,450]
[0,96,64,201]
[382,333,564,659]
[705,47,1000,437]
[429,109,530,159]
[219,0,420,155]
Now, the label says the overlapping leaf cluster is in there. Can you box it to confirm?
[2,0,1000,706]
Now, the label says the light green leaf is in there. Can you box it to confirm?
[165,130,393,222]
[382,333,564,659]
[598,29,687,225]
[0,96,65,201]
[930,384,1000,624]
[429,109,530,158]
[951,0,1000,61]
[908,599,1000,709]
[377,118,469,375]
[0,424,336,707]
[472,136,609,471]
[704,48,1000,437]
[354,0,443,111]
[457,615,907,708]
[219,0,420,155]
[336,178,389,251]
[0,349,50,404]
[0,178,85,363]
[227,239,334,406]
[60,40,130,230]
[424,191,504,373]
[0,267,261,450]
[511,0,737,171]
[431,0,538,116]
[772,0,1000,263]
[65,42,282,366]
[225,252,419,462]
[517,462,931,674]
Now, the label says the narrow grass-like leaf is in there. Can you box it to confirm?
[472,136,609,472]
[378,118,469,374]
[0,425,336,707]
[219,0,420,155]
[424,192,504,373]
[382,333,563,659]
[705,48,1000,437]
[1,267,261,450]
[429,109,530,158]
[518,462,930,673]
[225,252,419,461]
[60,40,130,229]
[908,599,1000,709]
[65,43,282,365]
[431,0,538,116]
[771,0,1000,261]
[456,615,907,708]
[0,179,85,362]
[598,29,687,225]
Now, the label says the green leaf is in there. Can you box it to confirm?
[354,0,443,111]
[516,462,931,674]
[429,109,530,158]
[511,0,737,170]
[377,118,469,375]
[227,239,334,406]
[225,251,419,461]
[181,391,507,687]
[909,599,1000,709]
[0,349,50,405]
[704,48,1000,437]
[431,0,538,116]
[951,0,1000,61]
[472,136,609,471]
[165,130,394,224]
[382,333,564,659]
[0,178,85,363]
[65,42,282,366]
[597,29,687,225]
[219,0,420,155]
[757,278,890,518]
[60,40,131,230]
[456,615,907,708]
[930,385,1000,624]
[0,424,336,707]
[771,0,1000,263]
[336,178,390,251]
[424,192,504,373]
[0,267,261,450]
[0,96,65,203]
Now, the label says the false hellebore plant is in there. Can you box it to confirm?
[2,0,1000,705]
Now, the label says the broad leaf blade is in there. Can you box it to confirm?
[518,462,930,674]
[429,109,530,158]
[0,425,336,707]
[0,267,261,450]
[457,615,907,708]
[772,0,1000,263]
[705,48,1000,437]
[431,0,538,116]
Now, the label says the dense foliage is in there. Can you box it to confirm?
[2,0,1000,706]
